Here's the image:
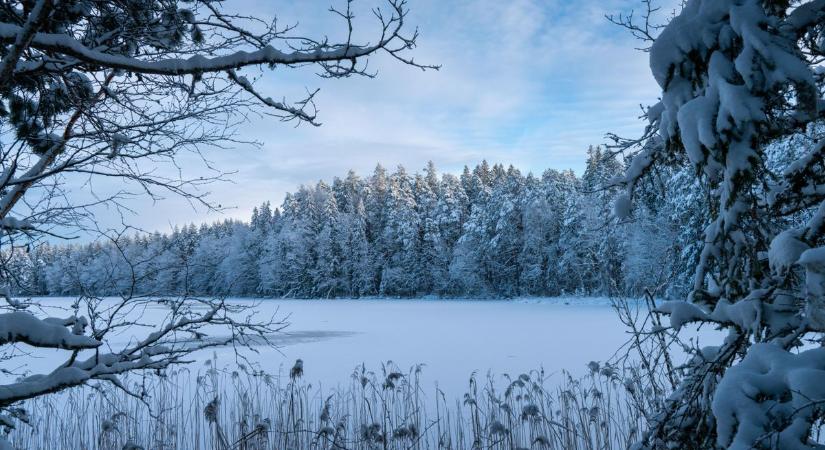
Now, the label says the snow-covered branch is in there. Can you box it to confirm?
[0,311,98,350]
[0,293,284,409]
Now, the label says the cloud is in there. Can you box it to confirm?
[80,0,666,233]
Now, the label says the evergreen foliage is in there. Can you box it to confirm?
[9,152,699,299]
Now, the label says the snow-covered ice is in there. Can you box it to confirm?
[13,297,720,397]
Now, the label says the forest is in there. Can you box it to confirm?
[5,146,706,299]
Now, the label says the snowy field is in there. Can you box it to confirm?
[18,297,718,396]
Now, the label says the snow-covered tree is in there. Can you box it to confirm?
[580,146,626,295]
[380,166,419,296]
[449,169,493,295]
[10,158,707,300]
[519,173,553,294]
[614,1,825,448]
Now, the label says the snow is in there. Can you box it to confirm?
[656,301,709,330]
[614,193,633,219]
[0,311,99,349]
[0,217,32,230]
[799,246,825,297]
[658,295,774,336]
[13,297,718,396]
[768,229,810,274]
[0,23,384,76]
[713,343,825,450]
[799,247,825,330]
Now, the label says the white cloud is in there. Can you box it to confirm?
[79,0,666,233]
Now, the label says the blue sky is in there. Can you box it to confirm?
[104,0,670,232]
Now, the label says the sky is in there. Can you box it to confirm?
[93,0,671,233]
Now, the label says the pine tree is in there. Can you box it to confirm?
[380,166,419,296]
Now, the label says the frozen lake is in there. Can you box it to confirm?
[219,298,632,394]
[16,297,717,396]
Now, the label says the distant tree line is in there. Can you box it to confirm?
[3,146,705,299]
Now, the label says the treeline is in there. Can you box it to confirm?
[4,146,704,298]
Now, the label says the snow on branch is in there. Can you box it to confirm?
[0,1,434,77]
[0,0,52,89]
[0,311,99,350]
[226,70,319,124]
[0,24,382,75]
[713,344,825,450]
[0,295,284,408]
